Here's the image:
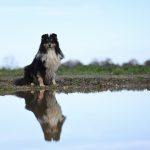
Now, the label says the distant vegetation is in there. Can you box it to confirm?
[62,59,150,67]
[58,59,150,75]
[0,59,150,77]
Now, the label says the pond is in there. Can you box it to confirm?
[0,90,150,150]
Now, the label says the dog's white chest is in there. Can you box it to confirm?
[44,48,60,69]
[42,49,60,70]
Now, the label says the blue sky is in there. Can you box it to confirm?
[0,0,150,68]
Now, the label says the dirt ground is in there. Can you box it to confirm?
[0,75,150,95]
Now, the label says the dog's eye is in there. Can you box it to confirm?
[51,40,55,43]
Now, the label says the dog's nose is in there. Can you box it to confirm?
[48,43,51,47]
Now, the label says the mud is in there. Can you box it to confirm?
[0,75,150,95]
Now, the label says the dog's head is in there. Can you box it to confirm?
[40,33,62,54]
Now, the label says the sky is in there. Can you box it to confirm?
[0,0,150,68]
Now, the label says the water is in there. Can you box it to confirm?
[0,90,150,150]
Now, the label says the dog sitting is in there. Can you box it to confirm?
[15,33,64,86]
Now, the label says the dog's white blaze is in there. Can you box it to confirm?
[45,48,60,69]
[45,48,60,82]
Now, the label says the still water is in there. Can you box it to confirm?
[0,90,150,150]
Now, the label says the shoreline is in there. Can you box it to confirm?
[0,75,150,95]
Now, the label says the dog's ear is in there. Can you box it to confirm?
[50,33,57,38]
[41,34,49,39]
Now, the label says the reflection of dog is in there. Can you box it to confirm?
[15,33,64,86]
[15,90,66,141]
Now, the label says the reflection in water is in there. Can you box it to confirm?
[15,90,66,142]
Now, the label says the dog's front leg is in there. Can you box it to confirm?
[52,73,56,85]
[37,74,45,87]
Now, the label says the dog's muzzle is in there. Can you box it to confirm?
[48,43,51,48]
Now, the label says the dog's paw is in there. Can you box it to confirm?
[31,83,35,86]
[52,80,56,85]
[39,83,45,87]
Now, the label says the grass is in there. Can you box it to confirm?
[0,65,150,77]
[0,68,23,77]
[58,65,150,75]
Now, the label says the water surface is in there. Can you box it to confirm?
[0,90,150,150]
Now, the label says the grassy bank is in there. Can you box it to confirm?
[0,65,150,77]
[58,65,150,75]
[0,68,23,77]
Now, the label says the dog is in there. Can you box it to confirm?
[15,33,64,86]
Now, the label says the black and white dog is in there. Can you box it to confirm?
[15,33,64,86]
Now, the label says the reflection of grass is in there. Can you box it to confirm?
[0,65,150,77]
[0,84,14,95]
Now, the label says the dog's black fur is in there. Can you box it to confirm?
[15,33,64,86]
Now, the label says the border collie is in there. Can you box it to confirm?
[15,33,64,86]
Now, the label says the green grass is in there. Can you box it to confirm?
[0,68,23,77]
[0,65,150,77]
[58,65,150,75]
